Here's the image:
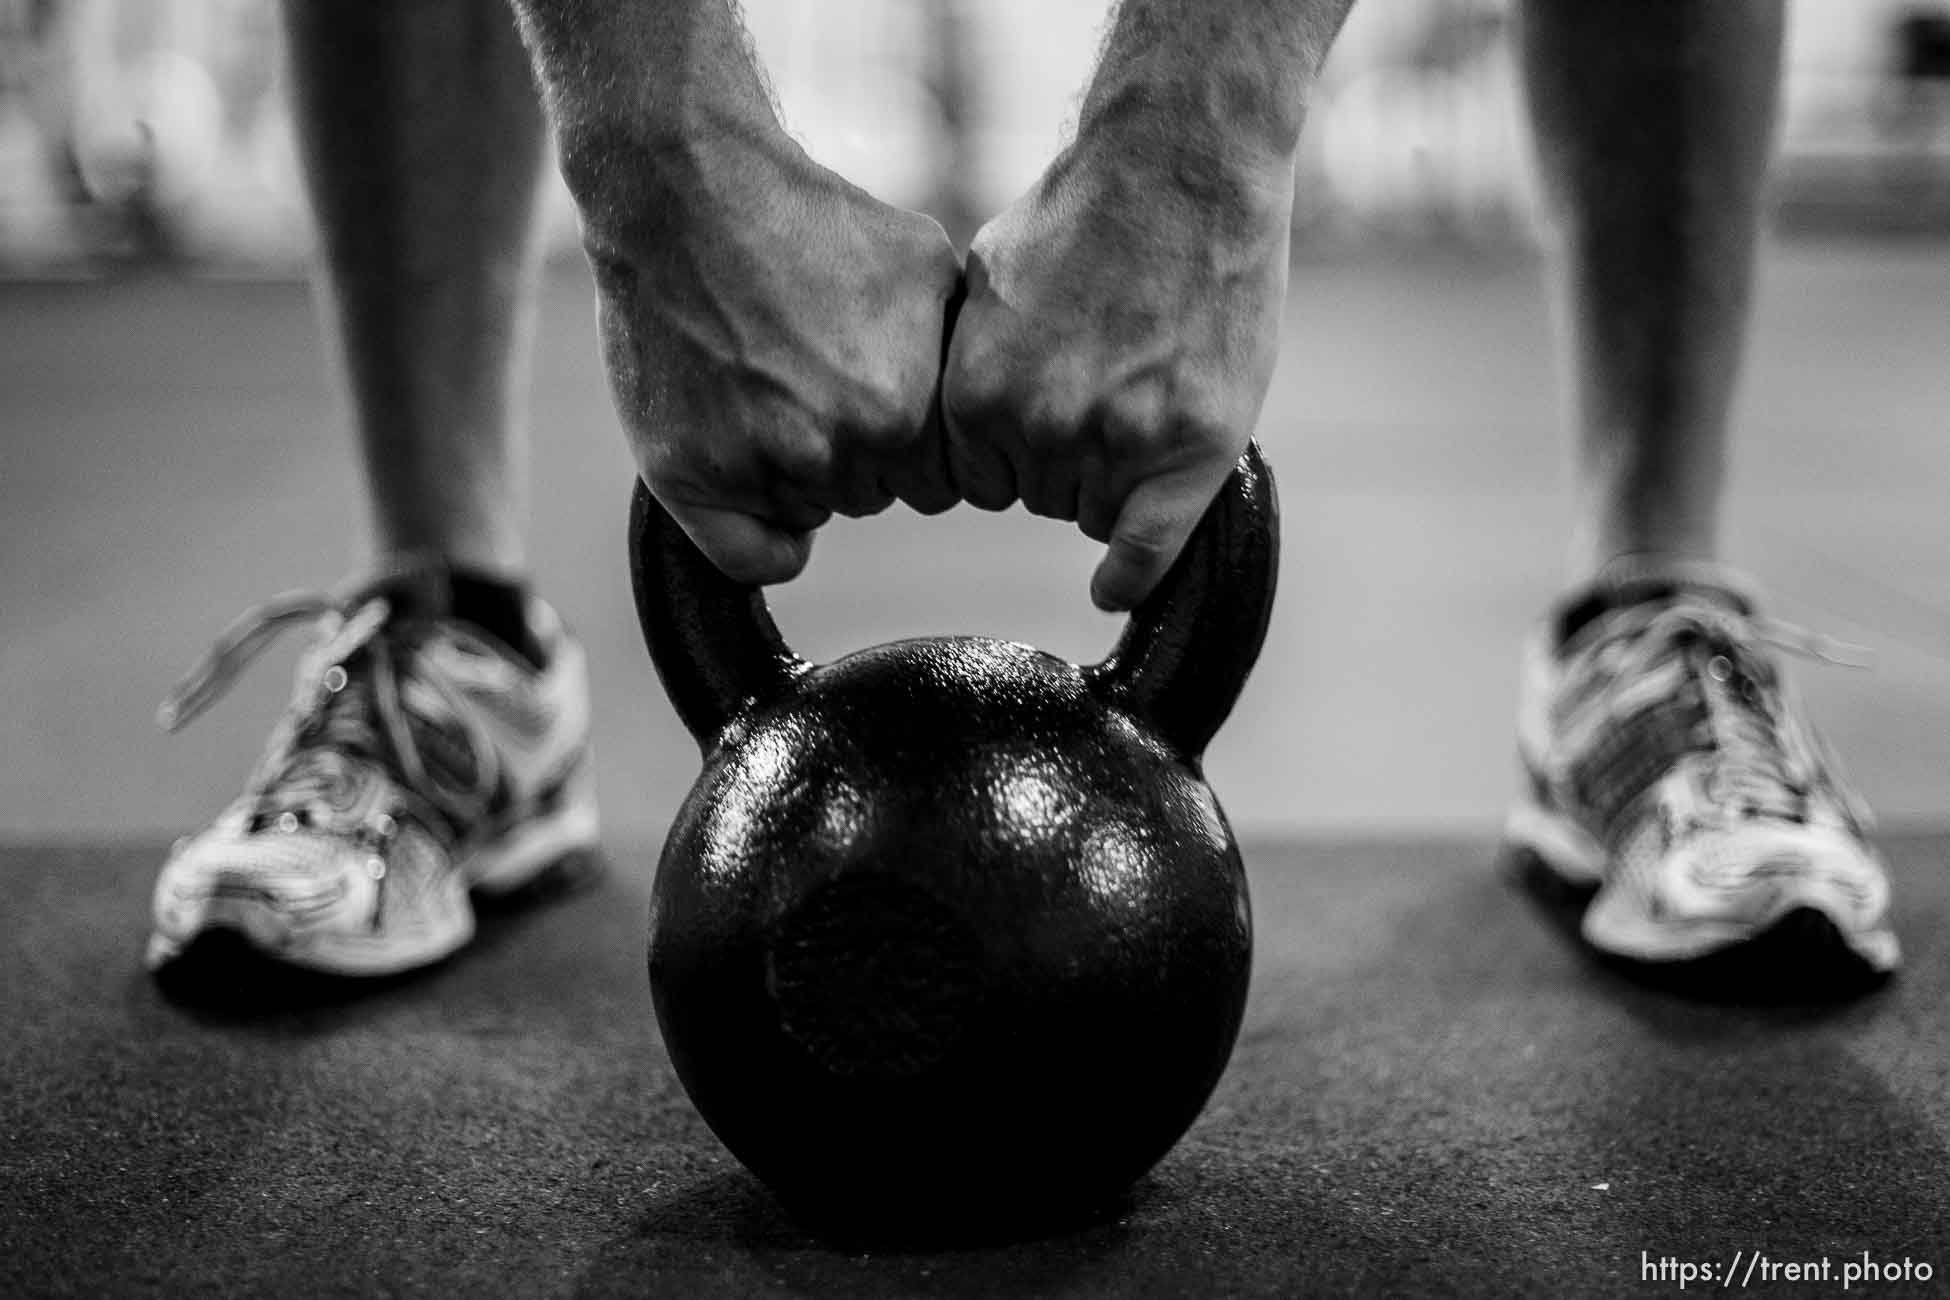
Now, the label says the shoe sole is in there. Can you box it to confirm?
[1504,787,1899,978]
[147,757,602,978]
[467,755,601,895]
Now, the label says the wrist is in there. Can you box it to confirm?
[1077,71,1306,176]
[1067,0,1350,193]
[1076,6,1322,166]
[1053,109,1298,236]
[514,0,792,222]
[557,96,800,253]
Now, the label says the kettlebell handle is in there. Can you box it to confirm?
[630,441,1280,760]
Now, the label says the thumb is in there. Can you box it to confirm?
[666,503,817,587]
[1089,468,1225,614]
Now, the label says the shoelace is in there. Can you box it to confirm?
[1594,601,1869,825]
[157,582,501,836]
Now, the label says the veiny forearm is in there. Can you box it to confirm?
[504,0,786,226]
[1076,0,1356,176]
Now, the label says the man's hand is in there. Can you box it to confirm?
[513,0,960,584]
[943,138,1294,612]
[940,0,1351,611]
[579,129,961,584]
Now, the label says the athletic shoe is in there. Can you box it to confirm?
[148,563,599,977]
[1507,559,1898,980]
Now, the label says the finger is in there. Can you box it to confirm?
[636,436,833,537]
[1075,454,1119,543]
[945,423,1019,512]
[1008,348,1095,521]
[1089,466,1226,614]
[755,445,890,522]
[888,456,959,516]
[884,425,960,516]
[1015,448,1080,522]
[820,456,899,519]
[939,292,1020,511]
[680,478,829,535]
[759,494,835,535]
[904,277,969,515]
[666,502,818,587]
[881,378,960,515]
[757,419,850,516]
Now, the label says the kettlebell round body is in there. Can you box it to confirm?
[649,635,1251,1229]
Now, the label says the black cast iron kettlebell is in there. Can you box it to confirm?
[629,441,1279,1240]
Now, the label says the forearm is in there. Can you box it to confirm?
[1074,0,1355,179]
[504,0,787,224]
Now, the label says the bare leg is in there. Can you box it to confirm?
[1519,0,1785,576]
[148,2,584,987]
[1507,2,1897,991]
[281,0,547,575]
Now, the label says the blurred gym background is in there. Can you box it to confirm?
[4,0,1950,268]
[2,0,1947,840]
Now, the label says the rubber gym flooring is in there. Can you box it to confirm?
[5,834,1948,1296]
[3,247,1949,1294]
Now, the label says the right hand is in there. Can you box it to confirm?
[941,133,1293,613]
[570,127,963,585]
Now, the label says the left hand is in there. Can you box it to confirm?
[940,133,1296,611]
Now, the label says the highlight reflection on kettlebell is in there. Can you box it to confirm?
[630,441,1280,1240]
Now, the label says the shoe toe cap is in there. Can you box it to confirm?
[153,827,380,946]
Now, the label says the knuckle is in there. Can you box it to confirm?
[1017,410,1077,458]
[949,445,1016,512]
[1099,376,1167,433]
[764,424,835,488]
[829,470,897,519]
[1096,382,1239,466]
[905,486,957,517]
[852,388,931,457]
[1077,494,1118,544]
[1111,523,1175,565]
[947,328,1004,389]
[1177,395,1244,455]
[845,492,897,521]
[1097,407,1161,462]
[853,427,917,468]
[943,357,1006,434]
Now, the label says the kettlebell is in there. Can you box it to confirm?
[630,441,1279,1240]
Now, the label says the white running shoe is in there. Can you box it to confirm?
[148,564,600,977]
[1507,560,1898,980]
